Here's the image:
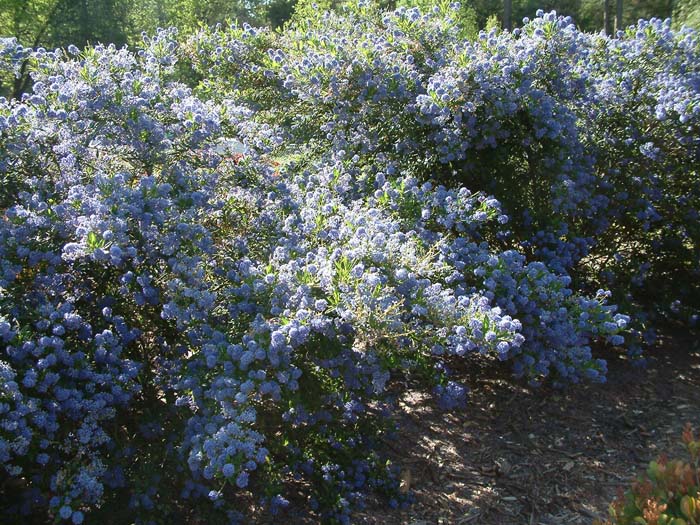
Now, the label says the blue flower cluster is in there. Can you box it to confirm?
[4,3,693,523]
[0,37,30,86]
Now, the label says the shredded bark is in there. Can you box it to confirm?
[351,329,700,524]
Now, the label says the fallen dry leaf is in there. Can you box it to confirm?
[400,468,412,494]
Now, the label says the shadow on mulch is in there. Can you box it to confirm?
[352,329,700,525]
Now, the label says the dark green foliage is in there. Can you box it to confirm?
[674,0,700,29]
[48,0,131,48]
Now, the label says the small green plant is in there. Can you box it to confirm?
[596,424,700,525]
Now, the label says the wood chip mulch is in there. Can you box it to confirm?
[353,328,700,525]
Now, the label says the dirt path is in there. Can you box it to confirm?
[354,330,700,525]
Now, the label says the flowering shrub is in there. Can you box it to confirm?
[0,37,30,98]
[574,19,700,322]
[188,4,699,324]
[0,5,696,525]
[595,424,700,525]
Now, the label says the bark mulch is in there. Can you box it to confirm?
[354,329,700,525]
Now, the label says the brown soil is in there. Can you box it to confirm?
[352,330,700,525]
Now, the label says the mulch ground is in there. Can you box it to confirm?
[351,328,700,525]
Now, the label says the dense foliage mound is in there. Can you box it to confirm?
[190,3,700,323]
[0,4,697,524]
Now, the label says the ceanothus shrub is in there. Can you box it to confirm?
[571,18,700,323]
[0,30,282,523]
[0,37,31,100]
[187,5,598,274]
[0,24,631,524]
[187,4,699,325]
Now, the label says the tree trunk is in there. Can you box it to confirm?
[12,60,30,100]
[603,0,612,35]
[615,0,623,32]
[504,0,512,31]
[79,0,91,45]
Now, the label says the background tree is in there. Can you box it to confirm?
[1,0,132,97]
[615,0,622,32]
[53,0,131,47]
[262,0,297,28]
[673,0,700,28]
[127,0,258,37]
[0,0,61,96]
